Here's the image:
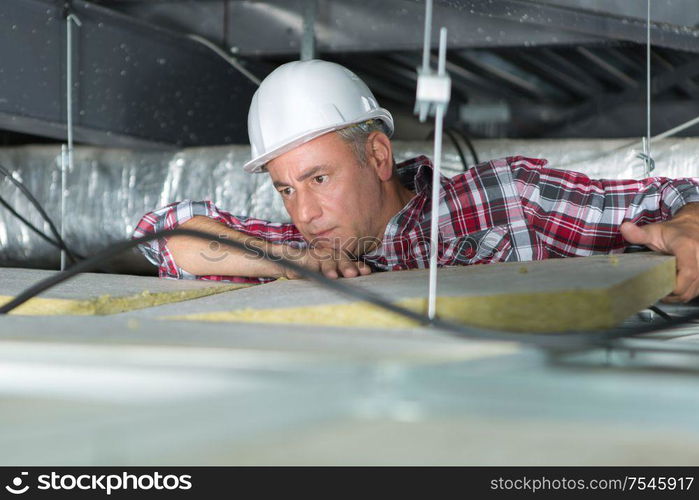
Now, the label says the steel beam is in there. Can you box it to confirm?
[575,47,638,89]
[648,49,699,100]
[538,48,607,94]
[438,0,699,53]
[499,50,592,100]
[95,0,601,56]
[455,50,555,100]
[392,53,528,103]
[0,0,257,148]
[543,100,699,139]
[533,54,699,136]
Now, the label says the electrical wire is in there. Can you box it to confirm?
[186,34,261,87]
[0,195,87,260]
[0,163,79,264]
[0,165,77,262]
[0,195,61,248]
[451,128,480,165]
[443,130,469,171]
[429,128,475,171]
[0,227,693,352]
[649,305,673,322]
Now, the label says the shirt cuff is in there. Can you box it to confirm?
[667,180,699,216]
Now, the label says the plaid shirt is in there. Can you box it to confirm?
[133,155,699,282]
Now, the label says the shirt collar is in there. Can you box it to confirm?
[361,155,447,264]
[396,155,450,193]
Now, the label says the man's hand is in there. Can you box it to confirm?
[282,246,372,280]
[621,203,699,303]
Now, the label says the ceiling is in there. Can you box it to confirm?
[3,0,699,146]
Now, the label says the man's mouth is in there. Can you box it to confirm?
[311,228,335,238]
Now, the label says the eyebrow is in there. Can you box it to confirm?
[272,164,329,189]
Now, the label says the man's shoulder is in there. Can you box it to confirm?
[465,156,549,173]
[396,155,549,174]
[395,155,432,177]
[396,155,433,170]
[394,154,551,194]
[445,156,550,184]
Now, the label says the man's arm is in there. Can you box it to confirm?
[167,215,289,278]
[508,157,699,254]
[507,156,699,301]
[132,199,300,282]
[132,200,371,280]
[169,216,372,279]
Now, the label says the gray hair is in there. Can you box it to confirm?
[336,119,391,166]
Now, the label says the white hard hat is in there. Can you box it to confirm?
[244,59,394,173]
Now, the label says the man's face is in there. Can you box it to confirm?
[266,132,384,255]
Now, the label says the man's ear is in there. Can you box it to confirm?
[366,132,394,182]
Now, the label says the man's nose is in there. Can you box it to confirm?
[295,189,322,224]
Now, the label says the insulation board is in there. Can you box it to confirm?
[157,253,676,332]
[0,268,249,315]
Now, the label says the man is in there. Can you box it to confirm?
[134,59,699,303]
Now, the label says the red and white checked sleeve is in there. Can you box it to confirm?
[132,199,305,282]
[509,156,699,257]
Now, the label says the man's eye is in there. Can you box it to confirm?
[313,175,328,184]
[279,187,293,196]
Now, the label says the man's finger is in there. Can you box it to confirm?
[663,281,699,303]
[669,245,699,299]
[338,261,359,278]
[661,245,698,303]
[682,280,699,303]
[678,251,699,302]
[357,261,372,276]
[320,260,339,279]
[620,221,661,251]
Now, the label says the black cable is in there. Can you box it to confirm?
[427,129,480,172]
[649,305,673,322]
[0,227,694,352]
[0,195,61,248]
[445,130,469,172]
[451,128,480,165]
[0,163,79,264]
[0,194,87,259]
[427,129,468,172]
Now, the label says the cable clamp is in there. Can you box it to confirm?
[636,151,656,173]
[415,70,451,118]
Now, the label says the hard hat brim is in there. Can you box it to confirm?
[243,109,394,174]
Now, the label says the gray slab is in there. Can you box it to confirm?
[2,326,699,464]
[224,415,699,465]
[1,262,698,465]
[0,315,519,365]
[0,268,238,300]
[122,253,674,333]
[0,268,242,315]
